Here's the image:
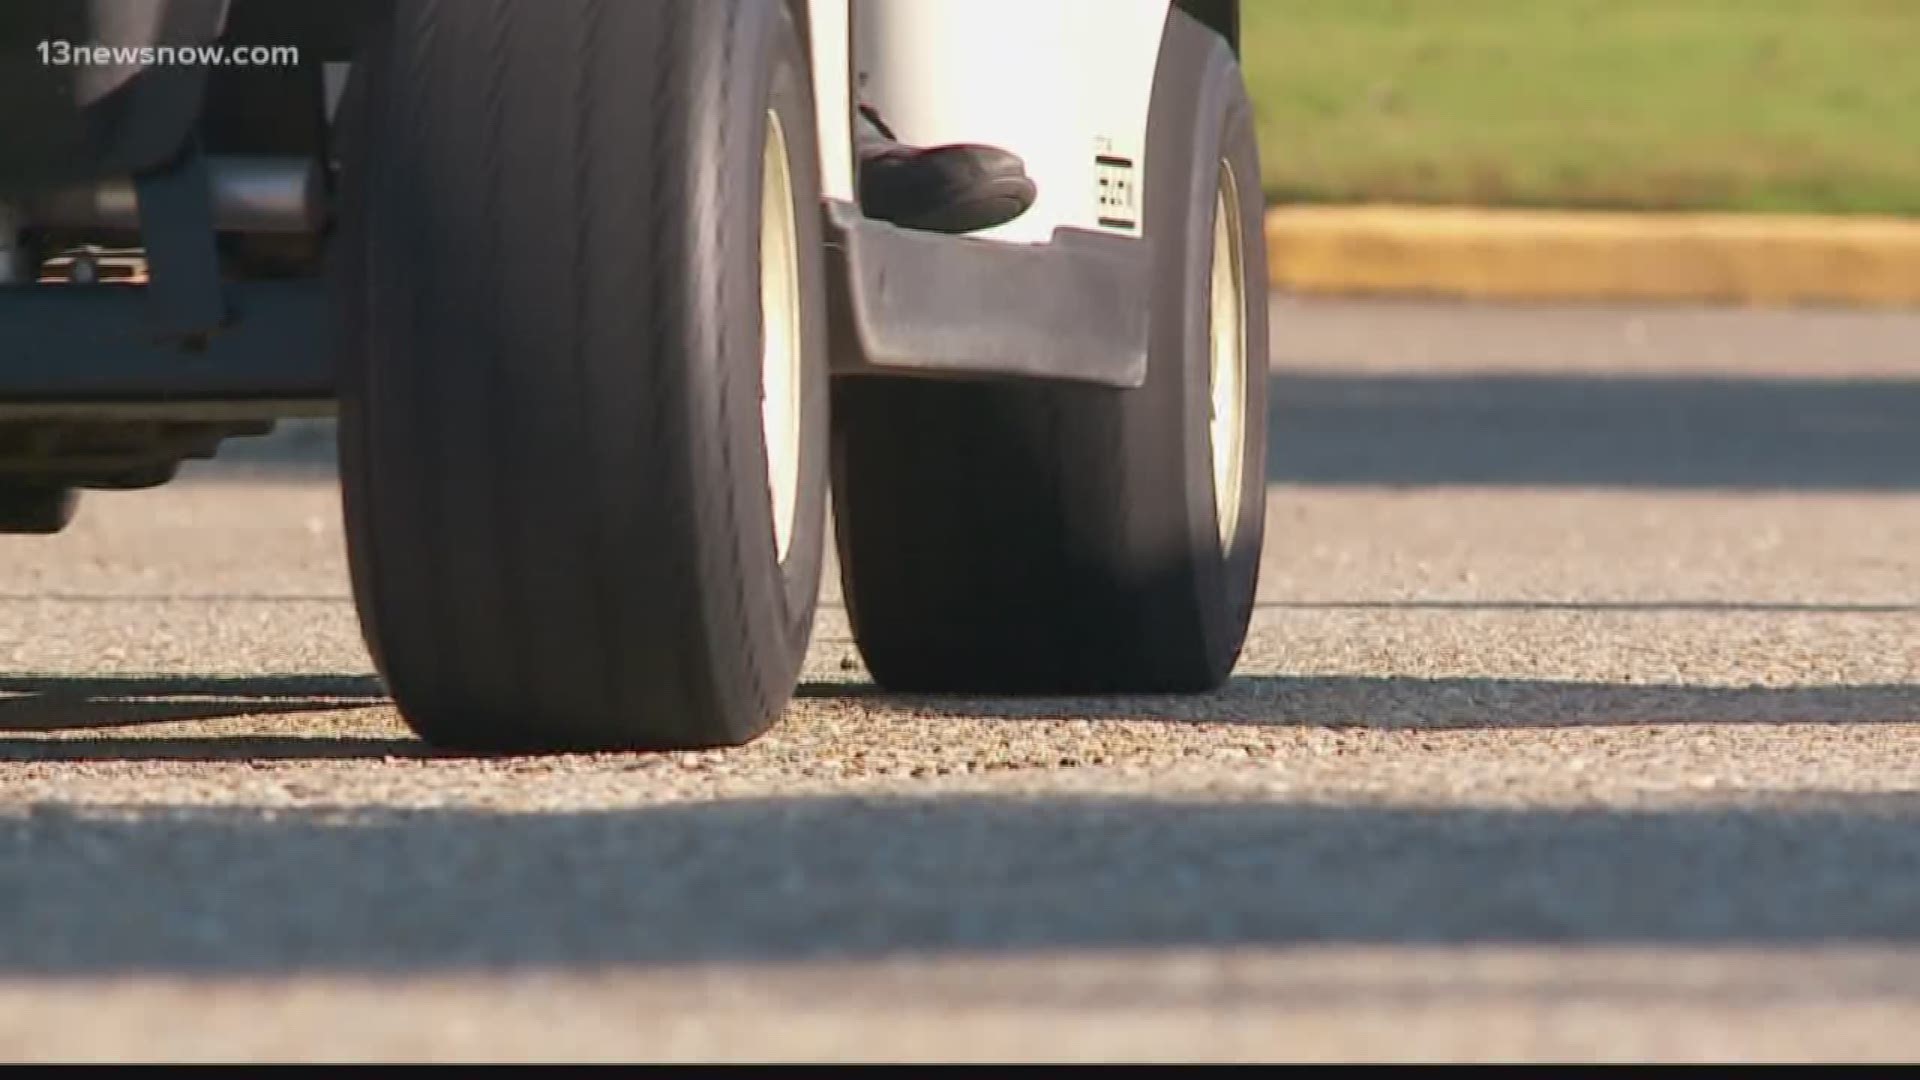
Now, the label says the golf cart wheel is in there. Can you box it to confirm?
[335,0,828,750]
[830,11,1267,693]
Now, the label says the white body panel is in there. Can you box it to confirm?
[825,0,1170,243]
[805,0,856,202]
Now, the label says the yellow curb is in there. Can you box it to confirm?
[1265,205,1920,307]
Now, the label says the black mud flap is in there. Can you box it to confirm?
[825,200,1152,389]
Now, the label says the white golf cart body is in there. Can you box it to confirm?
[810,0,1242,389]
[810,0,1192,243]
[0,0,1263,751]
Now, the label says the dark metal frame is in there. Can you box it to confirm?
[0,278,331,409]
[0,0,361,417]
[0,143,332,411]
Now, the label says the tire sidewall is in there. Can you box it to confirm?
[1137,14,1267,680]
[713,1,830,671]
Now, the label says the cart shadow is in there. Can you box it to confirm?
[798,674,1920,729]
[0,673,417,760]
[0,670,1913,764]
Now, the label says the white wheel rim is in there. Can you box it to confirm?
[1208,161,1248,553]
[760,110,803,564]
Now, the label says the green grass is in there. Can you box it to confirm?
[1241,0,1920,214]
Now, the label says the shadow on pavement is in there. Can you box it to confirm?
[0,673,390,737]
[176,371,1920,493]
[803,675,1920,729]
[0,672,1912,759]
[1270,372,1920,490]
[7,793,1920,976]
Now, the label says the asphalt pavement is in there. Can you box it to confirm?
[1,296,1917,1062]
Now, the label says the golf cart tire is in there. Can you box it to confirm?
[829,10,1268,693]
[335,0,829,751]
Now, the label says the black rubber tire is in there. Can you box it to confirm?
[830,11,1267,694]
[334,0,828,751]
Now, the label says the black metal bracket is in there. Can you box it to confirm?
[133,137,228,339]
